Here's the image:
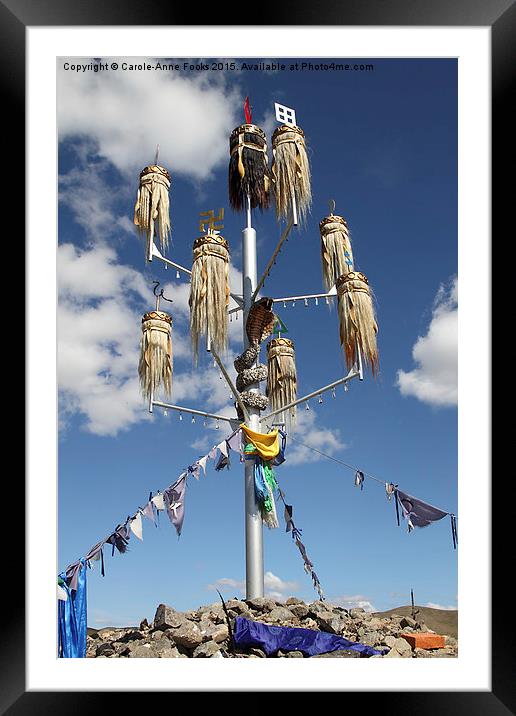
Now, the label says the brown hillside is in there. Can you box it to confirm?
[373,606,457,638]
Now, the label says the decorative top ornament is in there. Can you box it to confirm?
[199,208,224,234]
[274,102,297,127]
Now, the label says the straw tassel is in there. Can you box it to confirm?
[133,165,171,254]
[228,124,271,211]
[189,232,230,363]
[336,271,379,375]
[319,214,354,291]
[138,310,173,401]
[271,124,311,224]
[266,337,297,427]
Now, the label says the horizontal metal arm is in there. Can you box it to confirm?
[251,217,295,303]
[151,400,238,424]
[149,241,192,275]
[259,365,360,424]
[271,285,337,304]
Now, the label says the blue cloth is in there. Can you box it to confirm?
[58,558,88,658]
[233,617,385,657]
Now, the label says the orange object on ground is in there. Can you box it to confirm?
[401,633,446,650]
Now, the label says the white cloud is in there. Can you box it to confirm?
[425,602,457,611]
[328,594,377,613]
[264,571,299,601]
[396,277,458,407]
[282,408,347,466]
[59,155,133,240]
[207,571,299,602]
[58,59,241,180]
[58,243,245,436]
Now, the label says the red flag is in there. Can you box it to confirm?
[244,96,252,124]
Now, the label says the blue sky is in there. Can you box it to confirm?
[58,57,457,627]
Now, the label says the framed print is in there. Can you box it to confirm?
[2,0,510,710]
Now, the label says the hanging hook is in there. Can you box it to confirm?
[152,280,173,311]
[329,199,336,215]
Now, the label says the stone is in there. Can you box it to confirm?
[285,597,303,605]
[312,650,362,658]
[361,630,380,647]
[127,643,155,658]
[267,606,296,622]
[384,648,402,658]
[151,630,165,641]
[154,604,184,630]
[382,635,397,648]
[168,620,203,649]
[245,597,276,612]
[152,637,180,657]
[96,642,115,657]
[349,607,366,617]
[248,647,266,658]
[289,604,309,619]
[225,599,250,615]
[199,622,229,644]
[285,650,304,658]
[139,618,149,630]
[118,630,144,643]
[316,612,344,635]
[308,601,327,615]
[392,637,412,657]
[193,640,222,658]
[400,616,417,629]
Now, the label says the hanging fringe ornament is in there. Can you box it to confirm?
[189,231,230,364]
[133,165,171,254]
[271,124,311,224]
[336,271,379,376]
[228,124,271,211]
[266,338,297,427]
[138,310,173,401]
[319,214,354,291]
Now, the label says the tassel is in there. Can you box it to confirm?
[133,165,171,254]
[266,337,297,428]
[138,310,173,401]
[319,214,354,291]
[271,124,311,224]
[228,124,271,211]
[336,271,379,376]
[189,231,230,363]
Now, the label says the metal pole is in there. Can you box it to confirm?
[242,195,264,599]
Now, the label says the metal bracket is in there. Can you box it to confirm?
[271,285,337,305]
[151,400,239,426]
[259,363,360,424]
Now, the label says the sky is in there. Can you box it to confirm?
[57,57,458,628]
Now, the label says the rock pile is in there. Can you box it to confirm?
[86,598,458,659]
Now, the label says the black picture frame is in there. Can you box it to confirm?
[4,0,508,711]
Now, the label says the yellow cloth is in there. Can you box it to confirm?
[240,424,279,461]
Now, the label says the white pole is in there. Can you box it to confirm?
[242,194,264,599]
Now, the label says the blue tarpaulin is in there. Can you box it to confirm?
[233,617,386,657]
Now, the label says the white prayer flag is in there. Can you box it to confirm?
[130,512,143,540]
